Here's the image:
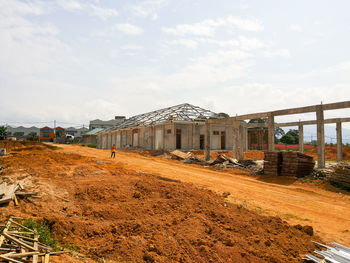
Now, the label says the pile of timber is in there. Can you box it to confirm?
[263,152,282,176]
[0,182,38,206]
[280,151,315,177]
[329,163,350,189]
[0,217,65,262]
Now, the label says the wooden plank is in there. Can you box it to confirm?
[2,232,36,251]
[0,219,12,247]
[0,182,7,198]
[0,255,24,263]
[44,254,50,263]
[9,219,35,233]
[33,234,39,263]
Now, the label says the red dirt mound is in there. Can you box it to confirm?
[0,142,320,262]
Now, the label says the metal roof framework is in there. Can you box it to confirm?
[107,103,220,131]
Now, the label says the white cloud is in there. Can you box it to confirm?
[130,0,166,20]
[162,16,263,37]
[56,0,118,19]
[263,49,291,58]
[115,23,144,35]
[165,39,199,49]
[289,24,302,32]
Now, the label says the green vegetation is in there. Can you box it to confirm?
[0,126,8,140]
[86,144,97,148]
[26,132,39,141]
[279,129,299,144]
[23,219,58,249]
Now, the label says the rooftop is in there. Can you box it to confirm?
[108,103,220,131]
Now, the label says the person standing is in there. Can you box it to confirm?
[111,144,116,158]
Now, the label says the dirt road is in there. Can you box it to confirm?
[59,145,350,245]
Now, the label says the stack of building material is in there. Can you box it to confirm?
[304,241,350,262]
[0,182,38,206]
[329,163,350,189]
[280,151,315,177]
[0,217,65,262]
[263,152,282,176]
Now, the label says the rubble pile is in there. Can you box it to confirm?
[170,151,262,174]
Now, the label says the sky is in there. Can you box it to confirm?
[1,0,350,134]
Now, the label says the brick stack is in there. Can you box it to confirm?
[263,152,282,176]
[280,151,315,177]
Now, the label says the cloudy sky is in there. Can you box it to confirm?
[1,0,350,130]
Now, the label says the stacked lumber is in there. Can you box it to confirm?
[329,163,350,189]
[280,151,315,177]
[0,217,65,262]
[0,182,38,206]
[263,152,282,176]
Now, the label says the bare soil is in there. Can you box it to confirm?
[0,141,324,262]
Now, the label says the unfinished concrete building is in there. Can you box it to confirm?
[98,103,234,151]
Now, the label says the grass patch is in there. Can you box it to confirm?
[283,213,311,222]
[22,219,58,250]
[86,144,97,148]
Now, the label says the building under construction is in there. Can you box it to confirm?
[98,103,235,151]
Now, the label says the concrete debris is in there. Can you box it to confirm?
[170,150,194,160]
[0,182,38,206]
[304,241,350,263]
[170,151,263,174]
[0,216,66,262]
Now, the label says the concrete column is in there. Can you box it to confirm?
[298,123,304,153]
[232,119,239,159]
[316,105,325,168]
[336,121,343,162]
[267,113,275,151]
[239,124,244,160]
[205,122,210,161]
[163,125,166,150]
[244,125,248,153]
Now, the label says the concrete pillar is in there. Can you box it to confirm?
[299,123,304,153]
[336,121,343,162]
[267,113,275,151]
[232,119,239,159]
[205,122,210,161]
[239,124,244,160]
[316,105,325,168]
[244,125,248,153]
[163,125,166,150]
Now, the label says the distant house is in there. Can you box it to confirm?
[82,128,104,145]
[89,116,125,130]
[40,126,55,142]
[6,126,40,139]
[65,127,89,138]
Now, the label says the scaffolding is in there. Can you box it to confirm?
[109,103,220,131]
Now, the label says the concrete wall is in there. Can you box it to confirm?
[97,121,232,151]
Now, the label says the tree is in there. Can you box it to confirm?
[26,132,38,141]
[55,130,63,138]
[275,127,285,143]
[0,126,7,140]
[280,129,299,144]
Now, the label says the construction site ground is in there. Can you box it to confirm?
[0,141,349,262]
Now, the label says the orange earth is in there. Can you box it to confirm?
[0,141,349,262]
